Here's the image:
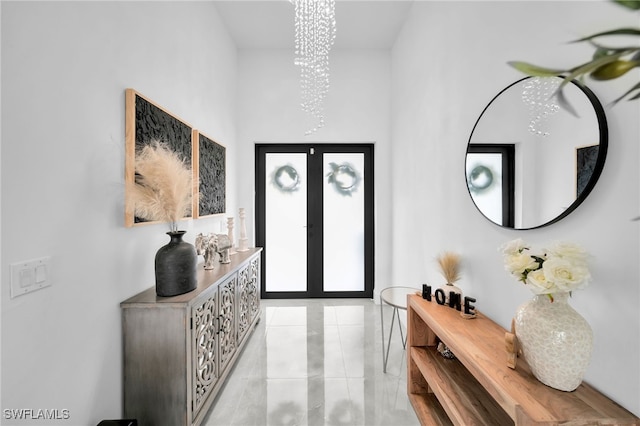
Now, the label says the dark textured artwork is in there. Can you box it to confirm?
[130,92,193,224]
[134,95,192,168]
[576,145,599,198]
[198,133,226,216]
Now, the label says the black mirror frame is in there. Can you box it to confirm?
[466,76,608,230]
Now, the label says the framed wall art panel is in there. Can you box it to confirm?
[125,88,194,227]
[193,130,226,218]
[576,144,599,198]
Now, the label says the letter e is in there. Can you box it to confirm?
[464,297,477,315]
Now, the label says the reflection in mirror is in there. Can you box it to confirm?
[466,144,514,227]
[466,76,608,230]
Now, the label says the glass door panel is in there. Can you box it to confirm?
[466,144,515,227]
[257,144,373,299]
[466,152,503,225]
[264,153,307,293]
[323,153,365,292]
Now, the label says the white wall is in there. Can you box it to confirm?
[1,2,237,424]
[391,0,639,416]
[2,0,638,423]
[234,48,393,297]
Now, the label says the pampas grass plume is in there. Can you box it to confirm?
[129,141,192,231]
[437,251,461,284]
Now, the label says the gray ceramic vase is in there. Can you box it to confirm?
[155,231,197,297]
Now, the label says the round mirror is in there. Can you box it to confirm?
[466,76,608,229]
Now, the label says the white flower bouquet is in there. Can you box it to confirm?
[500,239,591,300]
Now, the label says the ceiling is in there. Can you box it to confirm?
[213,1,414,49]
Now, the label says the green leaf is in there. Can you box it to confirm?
[556,88,580,117]
[587,39,640,53]
[560,51,629,88]
[612,82,640,103]
[547,53,629,114]
[507,61,566,76]
[591,60,640,80]
[593,47,611,60]
[613,0,640,10]
[510,54,630,115]
[571,27,640,43]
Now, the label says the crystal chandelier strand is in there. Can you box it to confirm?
[521,77,561,137]
[292,0,336,135]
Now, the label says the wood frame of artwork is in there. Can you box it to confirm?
[193,130,226,218]
[125,89,195,227]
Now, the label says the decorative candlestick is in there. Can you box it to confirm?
[237,207,249,252]
[227,217,236,255]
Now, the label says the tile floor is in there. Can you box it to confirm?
[202,298,420,426]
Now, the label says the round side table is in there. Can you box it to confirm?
[379,286,419,373]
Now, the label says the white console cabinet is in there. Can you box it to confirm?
[121,248,262,426]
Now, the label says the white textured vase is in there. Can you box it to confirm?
[514,293,593,391]
[439,283,463,304]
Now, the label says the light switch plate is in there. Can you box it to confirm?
[10,257,51,298]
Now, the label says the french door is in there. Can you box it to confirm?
[255,144,374,298]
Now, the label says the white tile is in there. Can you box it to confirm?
[335,305,364,325]
[323,325,346,377]
[267,379,308,426]
[269,306,308,326]
[324,378,361,425]
[266,325,307,378]
[202,299,420,426]
[340,325,365,378]
[323,306,338,326]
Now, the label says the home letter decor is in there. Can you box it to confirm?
[422,284,432,301]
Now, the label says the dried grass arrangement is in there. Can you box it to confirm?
[129,141,192,232]
[437,251,461,284]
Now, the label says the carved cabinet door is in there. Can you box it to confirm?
[237,264,251,343]
[249,256,261,322]
[191,289,219,417]
[218,275,237,373]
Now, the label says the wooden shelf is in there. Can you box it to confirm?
[410,346,513,425]
[407,294,640,425]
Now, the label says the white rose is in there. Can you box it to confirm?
[504,252,538,279]
[542,257,591,292]
[526,268,555,294]
[501,239,528,256]
[547,241,589,262]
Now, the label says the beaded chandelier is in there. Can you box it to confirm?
[291,0,336,135]
[521,77,561,137]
